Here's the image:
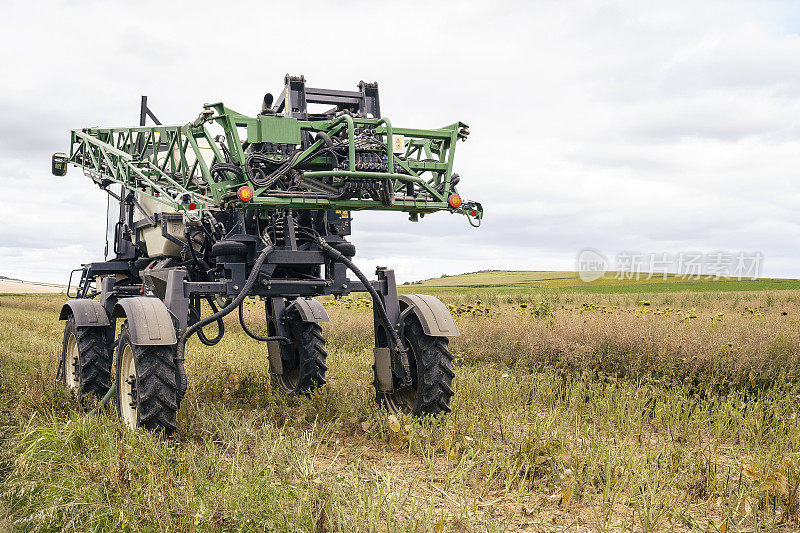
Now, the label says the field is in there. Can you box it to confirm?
[0,279,66,295]
[404,270,800,295]
[1,273,800,531]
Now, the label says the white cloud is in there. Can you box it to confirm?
[1,0,800,283]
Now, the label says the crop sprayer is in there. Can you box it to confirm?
[52,75,482,435]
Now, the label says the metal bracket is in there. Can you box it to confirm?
[373,347,393,392]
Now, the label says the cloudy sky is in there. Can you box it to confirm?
[2,0,800,283]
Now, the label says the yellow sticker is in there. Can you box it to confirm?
[392,135,405,154]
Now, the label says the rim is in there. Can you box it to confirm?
[383,343,418,414]
[277,346,300,393]
[119,344,137,430]
[386,387,417,414]
[65,333,79,389]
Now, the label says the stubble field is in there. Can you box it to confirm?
[1,279,799,531]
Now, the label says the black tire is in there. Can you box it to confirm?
[271,310,327,395]
[59,316,112,401]
[376,315,455,417]
[115,321,178,436]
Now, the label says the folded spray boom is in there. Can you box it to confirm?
[56,75,481,225]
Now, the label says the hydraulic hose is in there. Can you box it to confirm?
[209,162,243,184]
[174,244,275,402]
[186,229,212,274]
[249,135,334,188]
[257,188,354,200]
[238,301,290,343]
[193,296,224,346]
[314,237,413,388]
[315,131,333,148]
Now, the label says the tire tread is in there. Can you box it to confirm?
[271,310,328,395]
[376,316,455,417]
[116,322,178,436]
[61,316,112,399]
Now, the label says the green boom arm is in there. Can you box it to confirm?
[65,102,483,224]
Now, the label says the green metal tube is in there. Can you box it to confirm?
[330,115,356,171]
[88,381,117,417]
[374,118,394,173]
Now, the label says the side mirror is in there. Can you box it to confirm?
[262,92,273,111]
[52,153,68,176]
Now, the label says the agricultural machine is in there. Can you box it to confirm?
[52,75,482,435]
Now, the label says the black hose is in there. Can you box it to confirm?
[209,162,243,184]
[194,296,224,346]
[315,131,333,147]
[174,244,275,402]
[249,150,303,188]
[252,139,333,188]
[55,354,64,382]
[313,237,412,388]
[237,301,290,343]
[314,133,339,168]
[186,230,212,275]
[222,144,233,164]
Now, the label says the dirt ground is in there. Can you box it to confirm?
[0,279,65,294]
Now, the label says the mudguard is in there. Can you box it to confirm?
[287,297,330,323]
[112,297,177,345]
[399,294,460,337]
[58,299,110,326]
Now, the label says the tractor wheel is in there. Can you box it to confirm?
[115,321,178,436]
[59,316,112,401]
[376,315,455,417]
[271,310,327,395]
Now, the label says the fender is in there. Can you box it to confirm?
[112,297,177,345]
[398,294,459,337]
[58,299,110,326]
[287,297,330,323]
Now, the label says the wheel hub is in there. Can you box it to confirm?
[119,344,137,429]
[126,374,138,409]
[65,333,80,389]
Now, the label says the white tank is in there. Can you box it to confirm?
[133,194,186,258]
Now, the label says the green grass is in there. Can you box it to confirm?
[406,271,575,287]
[1,291,799,531]
[402,270,800,295]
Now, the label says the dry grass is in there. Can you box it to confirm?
[1,291,799,531]
[329,291,800,393]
